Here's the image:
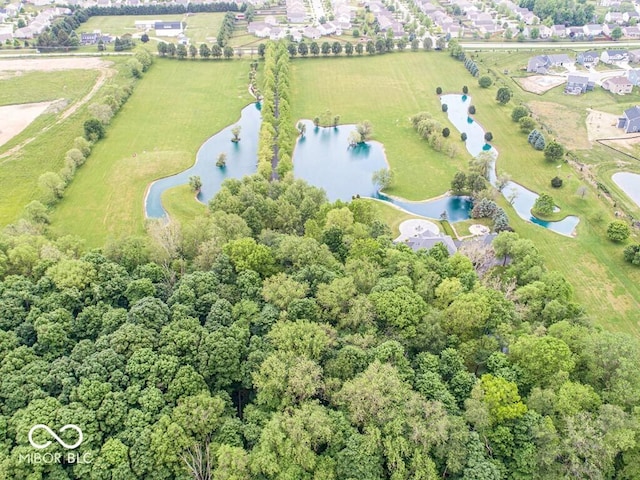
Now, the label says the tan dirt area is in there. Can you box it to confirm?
[0,101,56,148]
[514,75,566,94]
[585,108,640,151]
[0,57,115,159]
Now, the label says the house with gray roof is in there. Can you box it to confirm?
[526,53,572,73]
[404,230,458,256]
[601,49,628,64]
[618,105,640,132]
[629,49,640,63]
[628,68,640,85]
[577,50,599,66]
[565,74,594,95]
[603,76,633,95]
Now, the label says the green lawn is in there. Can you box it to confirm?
[50,58,253,247]
[162,184,208,225]
[77,13,225,46]
[290,53,472,201]
[364,198,438,237]
[0,69,101,225]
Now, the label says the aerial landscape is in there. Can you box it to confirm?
[2,0,640,478]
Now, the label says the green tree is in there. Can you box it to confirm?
[533,192,555,216]
[189,175,202,192]
[83,118,105,141]
[544,140,565,162]
[519,116,536,132]
[611,26,623,41]
[607,220,631,242]
[371,168,393,190]
[479,75,493,88]
[511,105,529,122]
[496,87,512,104]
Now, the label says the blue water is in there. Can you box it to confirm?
[612,172,640,208]
[441,94,580,236]
[145,103,261,218]
[292,120,472,220]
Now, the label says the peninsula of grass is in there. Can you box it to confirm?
[364,198,441,238]
[162,184,208,225]
[0,69,101,225]
[50,58,253,246]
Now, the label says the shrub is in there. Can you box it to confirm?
[511,106,529,122]
[472,198,499,218]
[462,85,469,94]
[544,141,565,162]
[83,118,105,142]
[461,132,468,141]
[607,220,631,242]
[479,76,492,88]
[468,105,476,115]
[442,128,450,137]
[623,244,640,265]
[436,86,443,94]
[484,132,493,142]
[496,87,512,104]
[551,176,563,188]
[442,104,448,112]
[519,117,536,132]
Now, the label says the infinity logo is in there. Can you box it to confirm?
[28,425,83,450]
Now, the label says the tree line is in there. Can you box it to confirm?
[1,173,640,478]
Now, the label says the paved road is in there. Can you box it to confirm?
[460,41,640,50]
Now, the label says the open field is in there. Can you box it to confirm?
[77,13,225,46]
[50,58,253,246]
[290,53,472,201]
[0,64,108,224]
[162,184,208,225]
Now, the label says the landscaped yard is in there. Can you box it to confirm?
[49,58,253,246]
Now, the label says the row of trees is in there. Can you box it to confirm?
[1,173,639,479]
[35,49,153,218]
[157,41,234,60]
[257,42,295,180]
[410,111,459,158]
[84,2,242,16]
[216,12,236,48]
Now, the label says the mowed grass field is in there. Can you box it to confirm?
[50,58,253,246]
[290,52,640,334]
[0,69,101,225]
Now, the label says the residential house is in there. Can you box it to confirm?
[551,24,566,37]
[268,27,286,40]
[629,49,640,63]
[302,26,320,39]
[583,24,603,37]
[605,11,624,23]
[603,76,633,94]
[154,21,183,37]
[603,23,621,36]
[135,19,158,30]
[624,11,640,24]
[617,105,640,132]
[568,26,585,38]
[565,74,594,94]
[624,26,640,38]
[0,31,13,43]
[13,27,33,39]
[402,229,458,256]
[601,49,628,64]
[5,4,20,17]
[627,68,640,85]
[248,21,271,38]
[577,50,600,66]
[526,53,573,73]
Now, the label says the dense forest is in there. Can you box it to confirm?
[1,174,639,479]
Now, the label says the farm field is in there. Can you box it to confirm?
[0,67,104,224]
[289,51,640,334]
[50,58,253,246]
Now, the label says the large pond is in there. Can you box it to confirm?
[145,103,261,219]
[612,172,640,208]
[441,94,580,236]
[292,119,472,220]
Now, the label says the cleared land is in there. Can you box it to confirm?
[0,101,55,147]
[514,74,565,94]
[50,58,253,246]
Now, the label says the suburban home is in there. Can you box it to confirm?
[627,68,640,85]
[629,49,640,63]
[624,26,640,39]
[565,74,594,94]
[248,22,271,38]
[605,11,624,24]
[403,229,458,256]
[154,21,183,37]
[583,24,603,37]
[603,76,633,94]
[577,50,600,66]
[551,24,566,37]
[13,27,33,39]
[526,53,572,73]
[618,105,640,132]
[624,11,640,23]
[568,26,585,38]
[135,19,158,30]
[302,26,320,39]
[601,49,628,64]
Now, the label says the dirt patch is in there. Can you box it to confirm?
[514,75,566,94]
[529,100,591,150]
[0,101,55,148]
[585,108,640,152]
[0,57,113,73]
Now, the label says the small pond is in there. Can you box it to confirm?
[292,119,472,220]
[145,103,261,219]
[441,94,580,236]
[612,172,640,208]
